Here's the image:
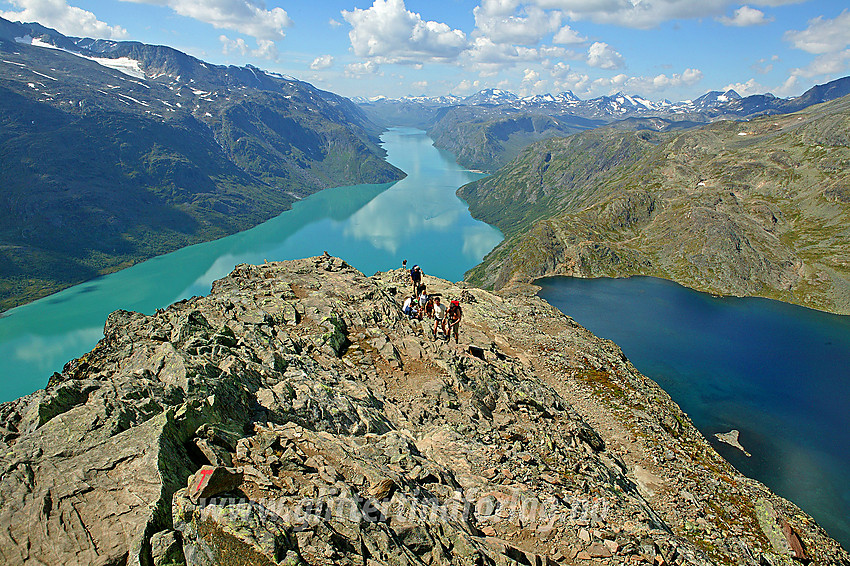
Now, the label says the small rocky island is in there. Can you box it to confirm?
[0,256,846,565]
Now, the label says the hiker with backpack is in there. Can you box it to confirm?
[446,300,462,344]
[424,295,434,319]
[410,265,422,296]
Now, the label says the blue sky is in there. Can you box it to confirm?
[1,0,849,101]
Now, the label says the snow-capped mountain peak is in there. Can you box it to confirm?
[464,88,519,105]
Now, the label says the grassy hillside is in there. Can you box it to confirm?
[461,95,850,314]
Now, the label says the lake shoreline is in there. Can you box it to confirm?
[537,274,850,549]
[0,127,502,402]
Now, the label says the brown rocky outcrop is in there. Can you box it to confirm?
[0,256,847,565]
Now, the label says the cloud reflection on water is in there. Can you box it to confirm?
[13,327,103,369]
[0,127,502,401]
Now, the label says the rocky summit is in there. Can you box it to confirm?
[0,256,847,566]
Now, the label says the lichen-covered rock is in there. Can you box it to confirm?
[0,257,847,566]
[150,529,185,566]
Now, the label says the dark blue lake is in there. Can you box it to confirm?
[538,275,850,549]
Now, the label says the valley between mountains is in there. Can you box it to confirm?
[3,14,850,317]
[1,11,850,566]
[459,94,850,315]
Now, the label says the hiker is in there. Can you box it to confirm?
[432,296,446,338]
[402,294,415,318]
[402,259,407,270]
[424,296,434,319]
[418,286,428,310]
[446,300,462,343]
[410,264,422,296]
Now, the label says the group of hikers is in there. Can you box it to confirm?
[400,262,462,343]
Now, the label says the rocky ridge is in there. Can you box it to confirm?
[0,256,847,565]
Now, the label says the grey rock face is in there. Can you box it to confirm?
[0,257,846,565]
[150,529,184,566]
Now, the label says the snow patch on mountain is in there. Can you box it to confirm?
[15,34,146,80]
[90,57,146,80]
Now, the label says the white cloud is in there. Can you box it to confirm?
[790,50,850,78]
[547,60,570,78]
[553,71,590,95]
[473,3,562,45]
[411,80,428,89]
[342,0,468,64]
[219,34,278,60]
[552,24,586,44]
[465,36,570,64]
[310,54,334,70]
[557,67,702,98]
[587,41,624,70]
[784,10,850,54]
[750,57,774,74]
[717,6,772,27]
[775,74,799,97]
[345,60,381,77]
[722,78,766,96]
[530,0,799,29]
[625,68,703,92]
[779,10,850,90]
[522,67,540,82]
[252,39,278,60]
[518,66,548,94]
[533,0,731,29]
[460,35,575,76]
[121,0,291,41]
[456,78,481,92]
[477,0,521,18]
[0,0,128,38]
[329,18,342,28]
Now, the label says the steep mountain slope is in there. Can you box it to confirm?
[0,17,404,311]
[1,257,846,564]
[428,107,604,172]
[460,95,850,314]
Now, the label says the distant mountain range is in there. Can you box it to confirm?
[359,77,850,172]
[360,77,850,120]
[0,17,404,311]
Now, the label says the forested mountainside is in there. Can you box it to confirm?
[0,17,404,311]
[460,94,850,314]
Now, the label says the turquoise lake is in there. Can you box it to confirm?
[538,275,850,549]
[0,127,502,402]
